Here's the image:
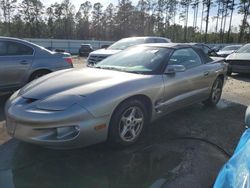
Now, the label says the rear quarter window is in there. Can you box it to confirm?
[6,41,34,56]
[194,47,213,63]
[0,41,7,56]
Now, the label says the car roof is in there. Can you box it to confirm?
[121,36,170,40]
[139,43,196,49]
[0,36,43,49]
[0,36,31,44]
[185,42,208,46]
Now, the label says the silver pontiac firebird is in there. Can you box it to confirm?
[5,44,227,149]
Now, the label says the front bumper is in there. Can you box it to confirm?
[228,65,250,74]
[5,96,110,149]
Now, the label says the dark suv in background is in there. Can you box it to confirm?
[78,44,93,57]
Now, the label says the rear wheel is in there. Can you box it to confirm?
[108,99,148,147]
[227,70,232,76]
[203,77,223,106]
[29,70,50,82]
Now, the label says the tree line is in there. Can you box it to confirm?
[0,0,249,43]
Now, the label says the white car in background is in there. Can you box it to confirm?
[87,36,171,65]
[217,45,242,57]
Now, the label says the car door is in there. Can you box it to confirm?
[0,40,34,90]
[160,48,211,113]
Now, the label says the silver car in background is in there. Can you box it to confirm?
[217,45,242,57]
[226,43,250,75]
[5,44,227,149]
[0,37,73,93]
[87,36,171,65]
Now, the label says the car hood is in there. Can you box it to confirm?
[89,49,122,56]
[20,68,145,100]
[226,53,250,60]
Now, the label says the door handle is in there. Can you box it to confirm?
[203,71,209,76]
[20,60,28,65]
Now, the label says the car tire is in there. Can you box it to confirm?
[108,99,148,147]
[203,77,223,106]
[227,70,232,76]
[29,70,50,82]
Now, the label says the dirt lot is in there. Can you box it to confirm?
[0,57,249,187]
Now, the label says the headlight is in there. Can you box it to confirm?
[36,94,86,111]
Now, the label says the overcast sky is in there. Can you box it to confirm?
[41,0,243,33]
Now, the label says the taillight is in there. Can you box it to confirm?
[64,57,73,65]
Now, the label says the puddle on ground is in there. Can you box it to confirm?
[0,139,228,188]
[0,101,245,188]
[0,141,184,188]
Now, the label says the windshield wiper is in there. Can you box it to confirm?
[123,70,144,74]
[90,65,122,71]
[90,65,144,74]
[101,66,123,71]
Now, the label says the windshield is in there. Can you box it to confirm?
[108,38,146,50]
[236,44,250,53]
[222,45,241,51]
[94,46,170,74]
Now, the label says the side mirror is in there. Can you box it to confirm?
[165,65,186,74]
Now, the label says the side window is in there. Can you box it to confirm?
[6,41,34,56]
[169,48,202,69]
[0,41,7,56]
[203,45,210,54]
[146,38,155,43]
[155,39,167,43]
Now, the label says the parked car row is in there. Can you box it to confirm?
[86,39,250,76]
[87,36,171,65]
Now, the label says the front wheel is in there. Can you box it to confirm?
[203,77,223,106]
[108,99,148,147]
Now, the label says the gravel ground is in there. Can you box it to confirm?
[223,74,250,106]
[72,56,87,68]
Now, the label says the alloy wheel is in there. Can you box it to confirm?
[118,106,144,142]
[211,79,222,103]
